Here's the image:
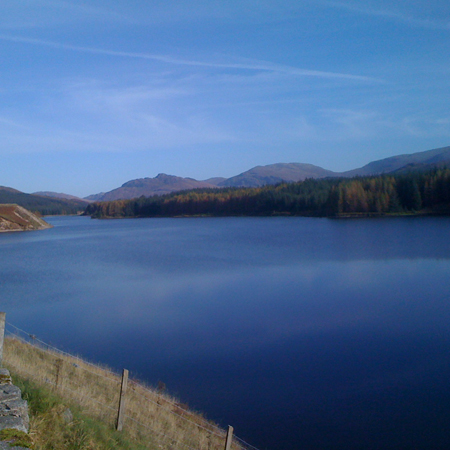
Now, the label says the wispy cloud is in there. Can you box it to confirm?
[0,34,379,82]
[320,0,450,30]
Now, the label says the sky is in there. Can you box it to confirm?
[1,0,450,197]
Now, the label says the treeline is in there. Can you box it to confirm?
[84,168,450,219]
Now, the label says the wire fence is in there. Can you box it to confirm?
[2,321,260,450]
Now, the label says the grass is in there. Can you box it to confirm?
[9,376,149,450]
[3,337,244,450]
[0,428,33,448]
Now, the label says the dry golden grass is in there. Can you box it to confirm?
[3,337,247,450]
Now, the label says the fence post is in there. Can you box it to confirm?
[224,425,234,450]
[116,368,129,431]
[54,359,63,390]
[0,312,5,367]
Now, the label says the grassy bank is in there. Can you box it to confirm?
[3,337,244,450]
[6,376,148,450]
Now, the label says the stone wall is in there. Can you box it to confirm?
[0,368,30,449]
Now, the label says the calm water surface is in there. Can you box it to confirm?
[1,216,450,450]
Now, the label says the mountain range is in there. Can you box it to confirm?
[81,145,450,201]
[1,145,449,207]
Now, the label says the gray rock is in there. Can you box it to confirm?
[0,399,28,415]
[0,376,29,435]
[0,442,30,450]
[0,415,28,433]
[0,400,29,430]
[0,386,22,403]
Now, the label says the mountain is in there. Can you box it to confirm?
[97,173,216,201]
[340,146,450,177]
[85,145,450,201]
[0,204,52,231]
[0,186,22,194]
[33,191,91,203]
[202,177,227,186]
[218,163,337,187]
[84,192,106,202]
[0,187,87,215]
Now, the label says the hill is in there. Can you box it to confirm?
[84,167,450,219]
[0,204,52,231]
[0,187,87,216]
[218,163,336,187]
[203,177,227,186]
[87,146,450,201]
[84,192,106,202]
[33,191,91,203]
[340,145,450,177]
[98,173,215,201]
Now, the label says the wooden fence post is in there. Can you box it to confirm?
[0,312,5,367]
[224,425,234,450]
[116,368,129,431]
[54,358,63,390]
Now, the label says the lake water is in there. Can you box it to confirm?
[1,215,450,450]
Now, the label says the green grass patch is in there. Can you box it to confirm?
[13,377,153,450]
[0,428,33,448]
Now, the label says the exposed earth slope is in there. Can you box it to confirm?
[0,204,52,231]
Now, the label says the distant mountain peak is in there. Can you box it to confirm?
[86,144,450,201]
[340,145,450,177]
[99,174,215,201]
[218,162,337,187]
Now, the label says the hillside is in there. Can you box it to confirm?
[0,187,87,216]
[0,204,52,231]
[84,168,450,219]
[99,173,215,201]
[33,191,91,203]
[3,336,246,450]
[218,163,336,187]
[86,146,450,200]
[203,177,227,186]
[340,145,450,177]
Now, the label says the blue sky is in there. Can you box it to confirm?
[1,0,449,197]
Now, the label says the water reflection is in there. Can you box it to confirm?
[2,216,450,450]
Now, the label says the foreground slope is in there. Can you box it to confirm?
[0,204,52,231]
[4,336,246,450]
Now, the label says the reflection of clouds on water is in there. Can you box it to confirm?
[4,216,450,450]
[52,256,450,359]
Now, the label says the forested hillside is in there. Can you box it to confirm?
[0,187,86,216]
[84,168,450,219]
